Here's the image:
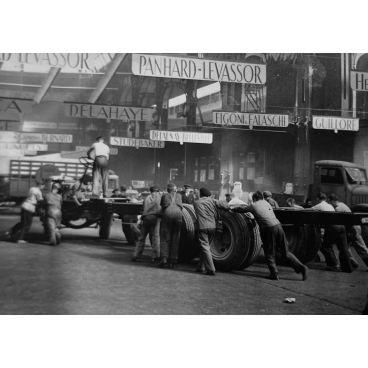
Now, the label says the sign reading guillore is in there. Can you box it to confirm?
[132,54,266,84]
[213,111,289,128]
[312,116,359,132]
[150,130,213,144]
[65,103,154,121]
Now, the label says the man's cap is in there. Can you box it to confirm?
[113,188,121,193]
[120,185,127,192]
[199,187,212,197]
[37,180,46,185]
[263,191,272,198]
[184,184,192,189]
[52,183,61,189]
[225,193,231,196]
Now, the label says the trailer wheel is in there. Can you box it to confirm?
[122,225,136,245]
[178,204,200,263]
[62,218,96,229]
[99,213,114,239]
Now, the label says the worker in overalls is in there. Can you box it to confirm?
[157,183,183,268]
[87,136,110,198]
[44,183,63,246]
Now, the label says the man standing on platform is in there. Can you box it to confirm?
[87,136,110,198]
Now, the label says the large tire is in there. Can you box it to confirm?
[122,224,136,245]
[178,204,200,263]
[282,224,321,264]
[62,218,96,229]
[99,213,114,239]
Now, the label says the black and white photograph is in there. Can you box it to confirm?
[0,1,366,367]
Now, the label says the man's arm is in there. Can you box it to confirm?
[214,199,230,211]
[230,204,251,213]
[87,143,95,159]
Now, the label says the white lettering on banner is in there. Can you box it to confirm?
[0,132,73,143]
[76,146,118,155]
[149,130,213,144]
[65,103,154,122]
[59,122,78,130]
[0,143,48,151]
[213,111,289,128]
[110,137,165,149]
[132,54,266,84]
[351,71,368,91]
[312,116,359,132]
[0,53,116,74]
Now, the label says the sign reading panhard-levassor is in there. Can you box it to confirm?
[132,54,266,84]
[312,116,359,132]
[150,130,213,144]
[213,111,289,128]
[65,103,154,122]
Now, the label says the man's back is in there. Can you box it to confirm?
[249,200,280,230]
[194,197,229,230]
[92,141,110,158]
[335,202,351,213]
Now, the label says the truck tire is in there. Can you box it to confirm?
[99,213,114,239]
[62,218,96,229]
[178,204,200,263]
[211,210,251,271]
[282,224,321,264]
[122,225,136,245]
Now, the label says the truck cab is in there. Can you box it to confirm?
[310,160,368,207]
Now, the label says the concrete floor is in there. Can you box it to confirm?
[0,214,367,315]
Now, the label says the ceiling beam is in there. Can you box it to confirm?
[88,53,127,104]
[33,67,61,105]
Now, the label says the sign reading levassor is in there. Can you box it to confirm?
[132,54,266,84]
[65,103,154,122]
[312,116,359,133]
[213,111,289,128]
[111,137,165,149]
[351,71,368,91]
[150,130,213,144]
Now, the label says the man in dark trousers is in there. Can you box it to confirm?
[232,191,308,281]
[87,136,110,198]
[193,187,230,276]
[181,184,195,204]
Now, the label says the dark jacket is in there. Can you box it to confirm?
[181,192,195,205]
[193,197,229,230]
[160,192,183,211]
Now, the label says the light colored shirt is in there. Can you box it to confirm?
[311,201,335,211]
[91,141,110,159]
[335,202,351,213]
[21,187,43,213]
[142,192,162,217]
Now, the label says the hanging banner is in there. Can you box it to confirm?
[0,132,73,143]
[213,111,289,128]
[0,143,48,151]
[0,98,33,114]
[0,53,116,74]
[110,137,165,148]
[149,130,213,144]
[350,71,368,91]
[132,54,266,84]
[65,103,154,122]
[23,121,58,129]
[312,116,359,132]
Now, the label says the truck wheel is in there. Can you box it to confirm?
[99,213,114,239]
[211,210,251,271]
[178,204,200,263]
[122,225,136,245]
[62,218,96,229]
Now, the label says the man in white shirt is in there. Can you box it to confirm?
[87,136,110,198]
[306,192,353,273]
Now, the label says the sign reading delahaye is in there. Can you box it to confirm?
[350,71,368,92]
[65,103,154,122]
[150,130,213,144]
[312,116,359,132]
[111,137,165,149]
[213,111,289,128]
[132,54,266,84]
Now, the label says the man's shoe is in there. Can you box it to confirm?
[301,266,309,281]
[265,274,279,280]
[325,265,340,272]
[131,257,140,262]
[195,269,205,273]
[17,240,27,244]
[204,270,216,276]
[352,262,359,269]
[157,258,168,268]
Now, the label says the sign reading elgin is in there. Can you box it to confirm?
[150,130,213,144]
[65,103,154,122]
[312,116,359,133]
[132,54,266,84]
